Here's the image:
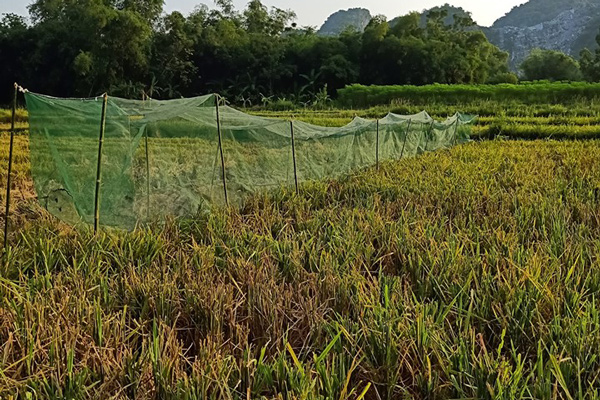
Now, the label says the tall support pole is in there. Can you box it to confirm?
[290,120,299,195]
[424,121,434,153]
[376,119,380,171]
[400,120,412,159]
[94,93,108,234]
[452,118,460,147]
[145,128,150,221]
[3,83,18,251]
[215,94,229,206]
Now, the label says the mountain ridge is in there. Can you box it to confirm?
[485,0,600,68]
[317,8,372,36]
[317,0,600,70]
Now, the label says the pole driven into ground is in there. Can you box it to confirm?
[215,94,229,206]
[3,83,18,251]
[290,120,299,195]
[145,128,150,222]
[424,121,434,153]
[376,119,380,171]
[400,119,412,158]
[452,117,460,147]
[94,93,108,234]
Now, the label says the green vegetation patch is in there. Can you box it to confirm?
[338,82,600,108]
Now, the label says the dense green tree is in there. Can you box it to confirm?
[0,14,34,96]
[150,11,198,98]
[0,0,512,104]
[521,49,582,81]
[244,0,295,36]
[358,9,509,86]
[580,31,600,82]
[20,0,156,96]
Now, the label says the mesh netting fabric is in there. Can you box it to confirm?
[25,92,475,229]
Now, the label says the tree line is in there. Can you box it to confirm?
[1,0,599,105]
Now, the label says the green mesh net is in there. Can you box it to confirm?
[25,92,475,230]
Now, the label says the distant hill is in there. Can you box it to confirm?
[389,4,473,28]
[318,4,471,35]
[318,0,600,71]
[484,0,600,69]
[317,8,372,36]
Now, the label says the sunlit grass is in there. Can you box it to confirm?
[3,128,600,397]
[3,99,600,398]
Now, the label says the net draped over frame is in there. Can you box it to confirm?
[25,92,476,229]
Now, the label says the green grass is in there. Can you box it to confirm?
[4,130,600,398]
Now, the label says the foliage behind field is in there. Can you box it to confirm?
[3,134,600,398]
[337,82,600,108]
[0,0,511,105]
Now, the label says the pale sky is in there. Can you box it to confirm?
[0,0,527,27]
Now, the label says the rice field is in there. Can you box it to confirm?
[2,103,600,398]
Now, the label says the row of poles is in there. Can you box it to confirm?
[216,98,460,208]
[3,88,461,252]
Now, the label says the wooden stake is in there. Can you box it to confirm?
[3,83,18,251]
[94,93,108,234]
[215,95,229,206]
[290,120,299,195]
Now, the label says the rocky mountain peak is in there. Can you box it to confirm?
[317,8,372,36]
[485,0,600,69]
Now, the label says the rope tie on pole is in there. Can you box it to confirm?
[15,84,28,93]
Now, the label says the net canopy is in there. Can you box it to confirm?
[25,92,476,230]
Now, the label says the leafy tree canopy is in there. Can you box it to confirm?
[521,49,582,81]
[1,0,514,104]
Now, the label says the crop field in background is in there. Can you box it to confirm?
[3,97,600,398]
[254,99,600,140]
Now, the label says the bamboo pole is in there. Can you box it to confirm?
[215,94,229,206]
[452,117,460,147]
[94,93,108,234]
[3,83,18,251]
[376,119,380,171]
[424,121,434,152]
[145,128,150,221]
[400,119,412,158]
[290,120,299,195]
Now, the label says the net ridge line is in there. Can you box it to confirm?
[22,91,477,230]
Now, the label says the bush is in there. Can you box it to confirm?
[520,49,582,81]
[266,99,296,111]
[487,72,519,85]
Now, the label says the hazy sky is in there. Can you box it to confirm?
[1,0,527,27]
